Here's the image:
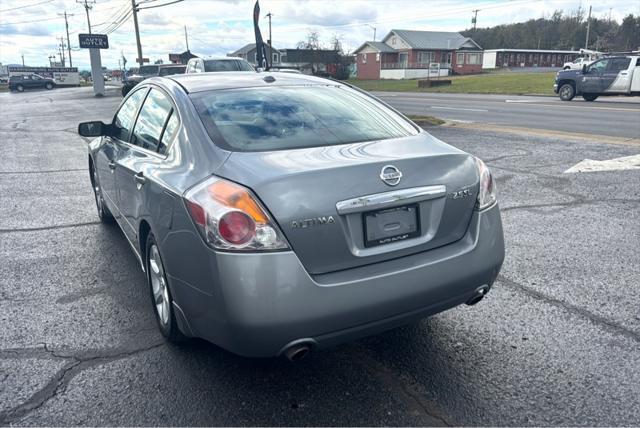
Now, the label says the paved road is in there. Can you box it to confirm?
[375,92,640,139]
[1,87,639,426]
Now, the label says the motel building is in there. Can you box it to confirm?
[353,29,483,80]
[481,49,582,69]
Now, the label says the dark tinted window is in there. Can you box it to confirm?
[159,66,186,76]
[113,88,147,142]
[609,57,631,72]
[191,85,417,152]
[202,60,253,72]
[138,65,159,75]
[131,89,173,152]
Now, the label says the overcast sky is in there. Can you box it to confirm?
[1,0,638,69]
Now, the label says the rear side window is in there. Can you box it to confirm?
[131,88,173,152]
[159,112,179,155]
[609,58,631,72]
[191,85,418,152]
[113,88,147,142]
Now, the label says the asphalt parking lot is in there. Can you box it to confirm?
[1,86,639,426]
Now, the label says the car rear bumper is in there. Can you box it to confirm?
[173,204,504,357]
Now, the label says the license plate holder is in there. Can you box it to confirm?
[363,204,420,248]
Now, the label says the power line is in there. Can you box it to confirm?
[0,0,55,13]
[137,0,184,10]
[0,16,61,26]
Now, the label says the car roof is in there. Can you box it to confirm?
[166,71,338,93]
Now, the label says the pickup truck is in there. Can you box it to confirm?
[554,55,640,101]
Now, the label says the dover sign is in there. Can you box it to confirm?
[78,33,109,49]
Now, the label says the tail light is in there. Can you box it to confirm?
[475,158,497,210]
[184,177,289,251]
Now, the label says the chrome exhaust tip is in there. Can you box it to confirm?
[284,344,311,362]
[466,285,490,306]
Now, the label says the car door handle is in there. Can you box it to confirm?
[620,72,628,75]
[134,172,146,187]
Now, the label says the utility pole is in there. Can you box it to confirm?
[58,11,74,67]
[265,12,273,68]
[48,55,55,67]
[58,37,66,67]
[608,8,612,23]
[76,0,95,33]
[184,25,189,52]
[585,5,592,49]
[21,54,25,66]
[366,24,376,41]
[131,0,144,66]
[472,9,480,31]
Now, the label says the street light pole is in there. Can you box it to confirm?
[585,5,592,49]
[265,12,273,68]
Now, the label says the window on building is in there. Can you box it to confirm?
[467,53,481,64]
[362,53,367,64]
[391,36,397,45]
[457,52,465,64]
[272,53,279,63]
[417,52,434,64]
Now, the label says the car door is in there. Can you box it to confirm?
[603,57,632,93]
[581,58,609,93]
[114,87,176,246]
[98,87,148,221]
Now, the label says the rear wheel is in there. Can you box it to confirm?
[91,165,114,223]
[558,83,575,101]
[146,234,186,342]
[16,84,24,92]
[582,94,598,102]
[45,82,54,90]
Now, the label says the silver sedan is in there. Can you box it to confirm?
[78,72,504,360]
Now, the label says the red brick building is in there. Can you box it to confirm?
[353,29,483,79]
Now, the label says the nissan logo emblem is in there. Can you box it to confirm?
[380,165,402,186]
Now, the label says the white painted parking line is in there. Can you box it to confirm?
[431,106,489,112]
[505,99,541,103]
[564,154,640,173]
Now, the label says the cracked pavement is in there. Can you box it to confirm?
[0,86,639,426]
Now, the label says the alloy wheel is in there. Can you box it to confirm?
[149,244,170,326]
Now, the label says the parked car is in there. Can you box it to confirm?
[185,57,254,73]
[78,72,504,360]
[121,64,186,96]
[562,56,592,70]
[9,74,56,92]
[555,54,640,101]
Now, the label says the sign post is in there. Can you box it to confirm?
[79,33,109,97]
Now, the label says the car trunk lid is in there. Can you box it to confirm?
[215,133,479,274]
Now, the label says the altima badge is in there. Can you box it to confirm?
[380,165,402,186]
[291,216,335,229]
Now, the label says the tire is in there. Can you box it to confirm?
[16,84,24,92]
[146,233,186,342]
[45,82,54,90]
[90,165,114,223]
[558,83,575,101]
[582,94,598,102]
[121,85,130,97]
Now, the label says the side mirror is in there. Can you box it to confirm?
[78,121,107,137]
[582,64,587,74]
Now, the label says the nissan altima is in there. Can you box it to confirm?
[78,72,505,360]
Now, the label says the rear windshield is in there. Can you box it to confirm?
[159,66,186,76]
[139,65,159,75]
[204,59,254,72]
[191,85,418,152]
